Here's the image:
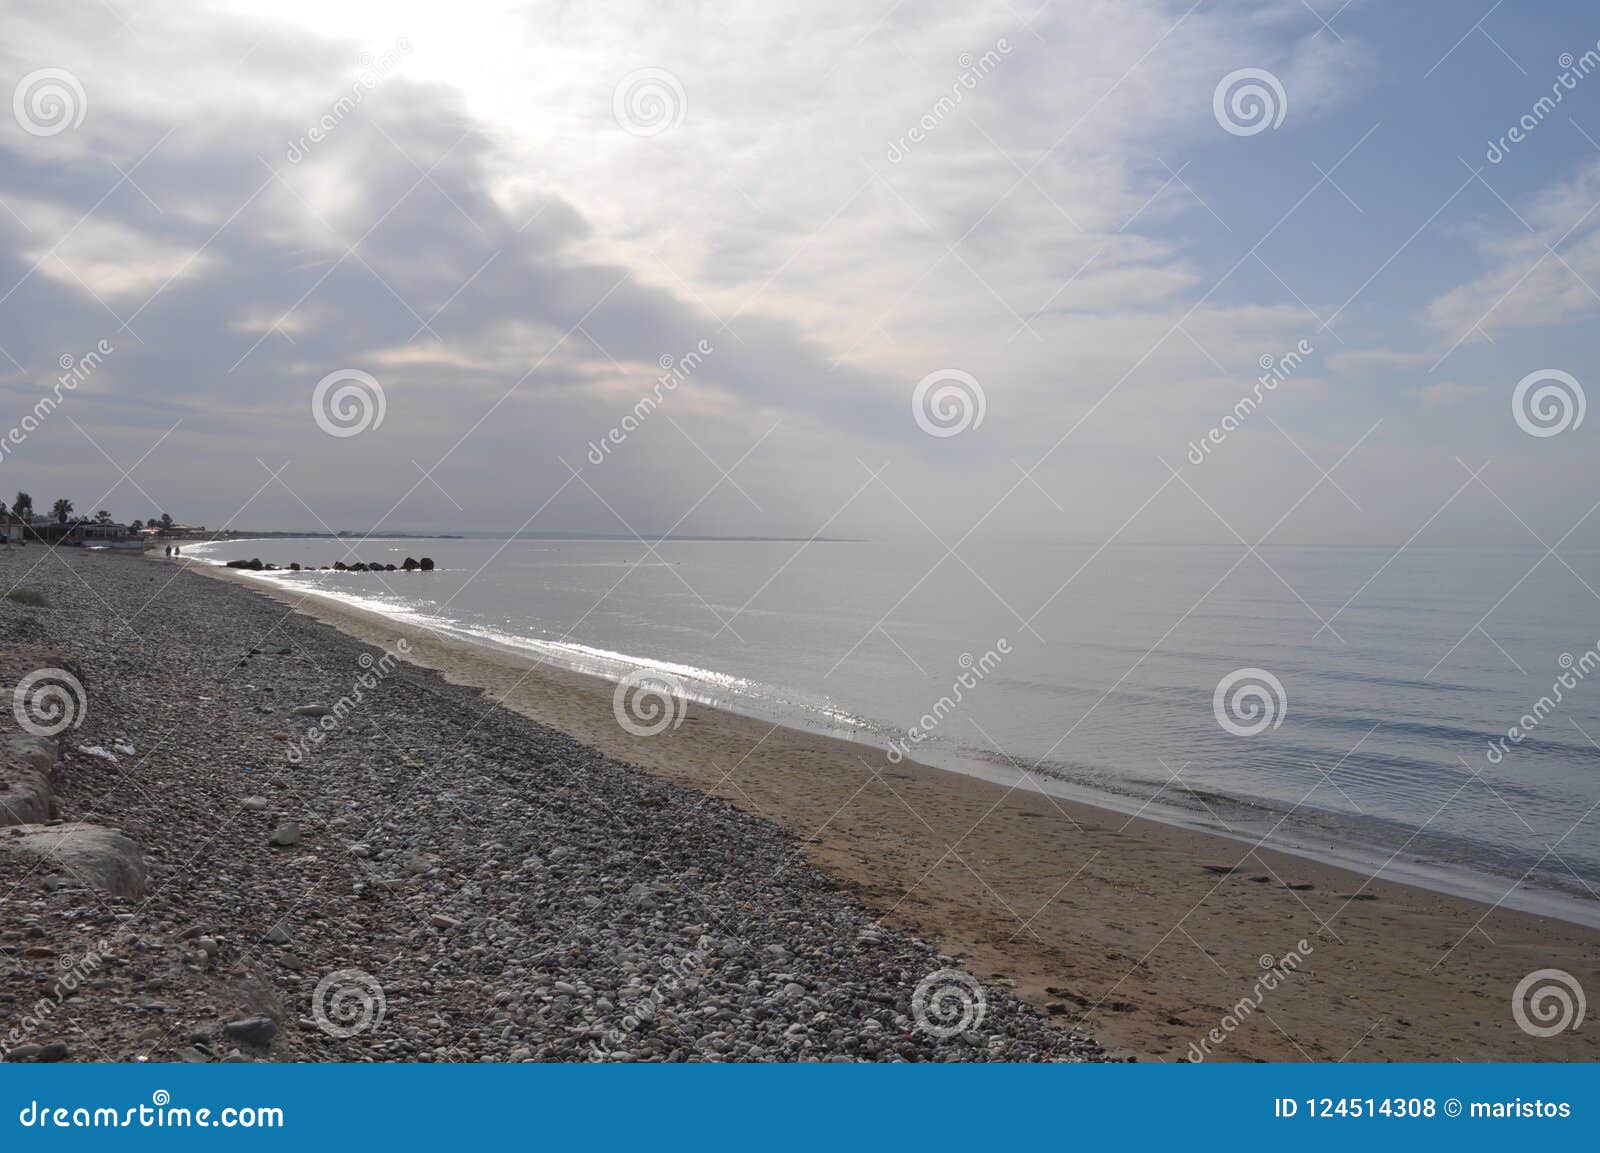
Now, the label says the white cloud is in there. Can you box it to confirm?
[1424,160,1600,340]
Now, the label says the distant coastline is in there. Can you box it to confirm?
[194,530,862,543]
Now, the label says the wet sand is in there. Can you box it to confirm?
[185,557,1600,1061]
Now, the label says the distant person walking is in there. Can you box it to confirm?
[164,545,171,557]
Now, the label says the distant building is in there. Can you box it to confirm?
[21,519,143,549]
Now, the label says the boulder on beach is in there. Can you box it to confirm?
[288,563,301,571]
[0,822,147,898]
[0,734,57,828]
[419,557,435,571]
[333,561,348,571]
[402,557,419,571]
[248,558,263,571]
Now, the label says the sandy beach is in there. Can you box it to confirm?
[182,553,1600,1062]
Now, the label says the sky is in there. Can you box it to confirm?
[1,0,1598,548]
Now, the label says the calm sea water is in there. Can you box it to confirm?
[189,537,1600,925]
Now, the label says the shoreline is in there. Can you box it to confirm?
[176,552,1600,1062]
[176,542,1600,929]
[2,546,1095,1062]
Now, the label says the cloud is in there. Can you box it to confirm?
[1416,380,1485,406]
[13,0,1585,549]
[1424,160,1600,341]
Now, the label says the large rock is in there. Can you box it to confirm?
[0,823,147,898]
[0,735,57,827]
[419,557,435,571]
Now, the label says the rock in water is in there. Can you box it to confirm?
[419,557,434,570]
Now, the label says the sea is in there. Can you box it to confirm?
[186,536,1600,927]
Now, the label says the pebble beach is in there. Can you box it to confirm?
[0,545,1103,1063]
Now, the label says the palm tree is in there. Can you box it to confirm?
[51,498,74,525]
[94,509,112,525]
